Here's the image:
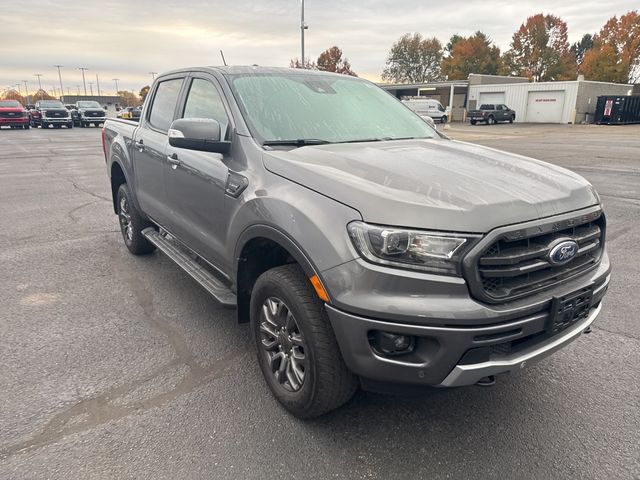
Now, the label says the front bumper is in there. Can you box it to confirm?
[80,116,106,122]
[0,117,29,125]
[42,117,71,123]
[325,271,609,388]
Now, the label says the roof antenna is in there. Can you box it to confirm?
[220,50,227,66]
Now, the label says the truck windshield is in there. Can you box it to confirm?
[230,72,437,145]
[0,100,21,108]
[40,101,64,108]
[77,101,101,108]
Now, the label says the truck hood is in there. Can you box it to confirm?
[262,139,599,233]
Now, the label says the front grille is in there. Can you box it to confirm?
[84,110,104,117]
[44,110,67,118]
[475,212,604,302]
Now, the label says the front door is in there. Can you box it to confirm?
[163,75,233,269]
[134,76,184,226]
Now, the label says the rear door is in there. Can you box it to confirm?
[134,75,185,226]
[163,73,233,268]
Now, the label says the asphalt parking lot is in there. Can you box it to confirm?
[1,123,639,479]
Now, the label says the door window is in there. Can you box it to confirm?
[182,78,230,138]
[148,78,183,131]
[496,105,504,111]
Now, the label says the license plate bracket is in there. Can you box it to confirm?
[547,286,593,335]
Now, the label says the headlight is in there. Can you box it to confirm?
[347,221,479,275]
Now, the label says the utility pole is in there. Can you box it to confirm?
[95,74,101,97]
[113,78,120,94]
[88,82,94,96]
[300,0,308,68]
[78,67,89,95]
[149,72,157,82]
[54,65,65,102]
[23,80,29,103]
[34,73,43,99]
[76,85,81,95]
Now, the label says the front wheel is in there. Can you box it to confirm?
[441,115,447,124]
[509,114,515,123]
[470,120,477,125]
[116,184,156,255]
[251,264,357,418]
[23,124,30,129]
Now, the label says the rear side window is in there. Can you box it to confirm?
[480,104,495,110]
[182,78,229,137]
[148,78,183,131]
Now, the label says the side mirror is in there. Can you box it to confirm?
[168,118,230,154]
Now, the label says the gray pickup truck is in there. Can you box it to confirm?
[103,66,610,418]
[469,104,516,125]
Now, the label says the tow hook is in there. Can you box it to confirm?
[476,375,496,387]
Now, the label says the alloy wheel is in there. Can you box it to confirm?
[259,297,307,392]
[119,196,133,241]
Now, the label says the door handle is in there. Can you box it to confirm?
[167,153,181,169]
[134,139,144,151]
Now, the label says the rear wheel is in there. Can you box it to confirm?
[116,184,156,255]
[251,264,357,418]
[486,115,495,125]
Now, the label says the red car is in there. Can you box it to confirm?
[0,100,30,129]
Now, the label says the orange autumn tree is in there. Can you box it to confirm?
[442,31,501,80]
[502,14,577,81]
[581,10,640,83]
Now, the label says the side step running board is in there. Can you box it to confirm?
[142,228,236,307]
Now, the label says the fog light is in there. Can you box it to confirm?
[370,331,415,356]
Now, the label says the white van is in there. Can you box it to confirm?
[401,98,448,123]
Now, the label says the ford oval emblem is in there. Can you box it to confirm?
[549,240,579,265]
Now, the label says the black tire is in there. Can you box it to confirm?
[441,115,447,124]
[251,264,357,418]
[470,120,477,125]
[41,122,47,129]
[116,184,156,255]
[509,114,515,123]
[23,124,30,129]
[67,122,73,129]
[486,115,495,125]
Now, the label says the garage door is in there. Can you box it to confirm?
[525,91,565,123]
[478,92,505,106]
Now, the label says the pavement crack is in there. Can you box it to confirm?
[66,200,100,223]
[594,326,640,343]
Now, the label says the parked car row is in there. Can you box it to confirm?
[0,100,109,129]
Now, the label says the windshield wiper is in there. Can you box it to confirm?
[263,138,331,147]
[337,136,427,144]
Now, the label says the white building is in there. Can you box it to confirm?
[468,77,634,124]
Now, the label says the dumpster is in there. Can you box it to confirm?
[595,95,640,125]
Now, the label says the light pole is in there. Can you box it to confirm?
[54,65,65,102]
[23,80,29,103]
[149,72,157,82]
[113,78,120,94]
[95,74,101,97]
[34,73,43,98]
[88,82,94,96]
[76,85,81,95]
[78,67,89,95]
[300,0,308,67]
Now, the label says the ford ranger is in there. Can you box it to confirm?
[103,66,610,418]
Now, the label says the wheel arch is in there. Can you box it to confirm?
[234,225,323,323]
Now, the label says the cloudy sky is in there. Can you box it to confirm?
[1,0,637,96]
